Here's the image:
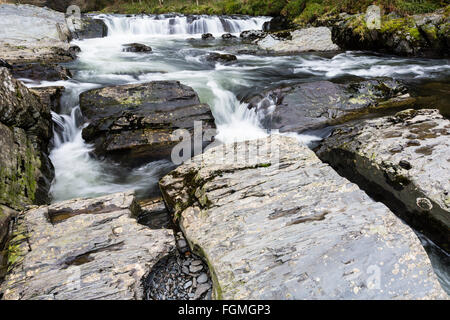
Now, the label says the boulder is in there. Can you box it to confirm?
[0,4,73,64]
[30,86,65,113]
[262,16,294,32]
[159,135,447,299]
[201,33,215,40]
[0,67,54,210]
[258,27,339,52]
[68,17,108,40]
[205,52,237,64]
[122,43,152,53]
[240,30,267,41]
[0,191,175,300]
[246,79,413,133]
[221,33,237,40]
[80,81,215,167]
[317,109,450,252]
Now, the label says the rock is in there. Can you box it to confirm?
[205,52,237,64]
[30,86,65,113]
[1,191,175,300]
[189,264,203,273]
[197,273,208,284]
[183,281,193,289]
[258,27,339,52]
[193,283,211,299]
[245,79,412,133]
[221,33,236,39]
[0,67,54,210]
[15,0,101,13]
[10,62,72,81]
[329,10,449,58]
[0,206,16,249]
[68,17,108,40]
[0,4,73,64]
[159,134,446,299]
[317,109,450,252]
[122,43,152,53]
[262,16,294,32]
[0,58,12,69]
[240,30,267,41]
[80,81,215,167]
[201,33,214,40]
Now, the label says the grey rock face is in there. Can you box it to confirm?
[246,79,413,133]
[80,81,215,167]
[258,27,339,52]
[0,67,54,210]
[0,4,73,64]
[1,191,175,300]
[317,109,450,252]
[159,135,447,299]
[30,86,65,113]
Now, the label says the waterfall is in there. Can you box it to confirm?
[96,14,270,36]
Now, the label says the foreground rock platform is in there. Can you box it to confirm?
[1,192,174,300]
[160,135,447,299]
[317,109,450,252]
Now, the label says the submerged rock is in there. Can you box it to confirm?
[0,67,54,210]
[122,43,152,53]
[1,191,175,300]
[159,134,446,299]
[317,109,450,252]
[258,27,339,52]
[246,79,413,133]
[205,52,237,64]
[221,33,237,40]
[240,29,267,41]
[80,81,215,167]
[201,33,215,40]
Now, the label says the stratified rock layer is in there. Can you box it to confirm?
[317,109,450,252]
[1,192,175,300]
[0,67,54,210]
[160,135,447,299]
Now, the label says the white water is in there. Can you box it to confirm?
[98,14,270,36]
[23,14,448,203]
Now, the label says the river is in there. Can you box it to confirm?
[22,13,449,293]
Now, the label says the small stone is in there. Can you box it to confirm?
[194,283,212,299]
[399,160,412,170]
[416,198,433,211]
[183,280,192,289]
[177,239,187,248]
[182,266,189,274]
[190,264,203,273]
[191,259,203,266]
[197,273,208,284]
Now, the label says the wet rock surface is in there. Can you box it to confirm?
[317,109,450,252]
[246,79,413,133]
[30,86,65,113]
[80,81,215,167]
[10,63,72,82]
[0,67,54,210]
[0,191,175,300]
[68,17,108,40]
[122,43,153,53]
[205,52,237,64]
[159,134,447,299]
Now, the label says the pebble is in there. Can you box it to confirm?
[194,283,211,299]
[190,264,203,273]
[197,273,208,284]
[183,280,192,289]
[191,259,203,266]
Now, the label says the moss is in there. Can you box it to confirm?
[380,17,423,42]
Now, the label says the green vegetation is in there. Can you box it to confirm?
[97,0,448,20]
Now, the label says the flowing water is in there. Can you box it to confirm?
[23,14,449,292]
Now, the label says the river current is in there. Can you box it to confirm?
[21,14,449,292]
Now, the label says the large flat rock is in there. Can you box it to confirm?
[1,191,175,300]
[317,109,450,252]
[159,135,447,299]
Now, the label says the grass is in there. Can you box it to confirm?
[97,0,449,21]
